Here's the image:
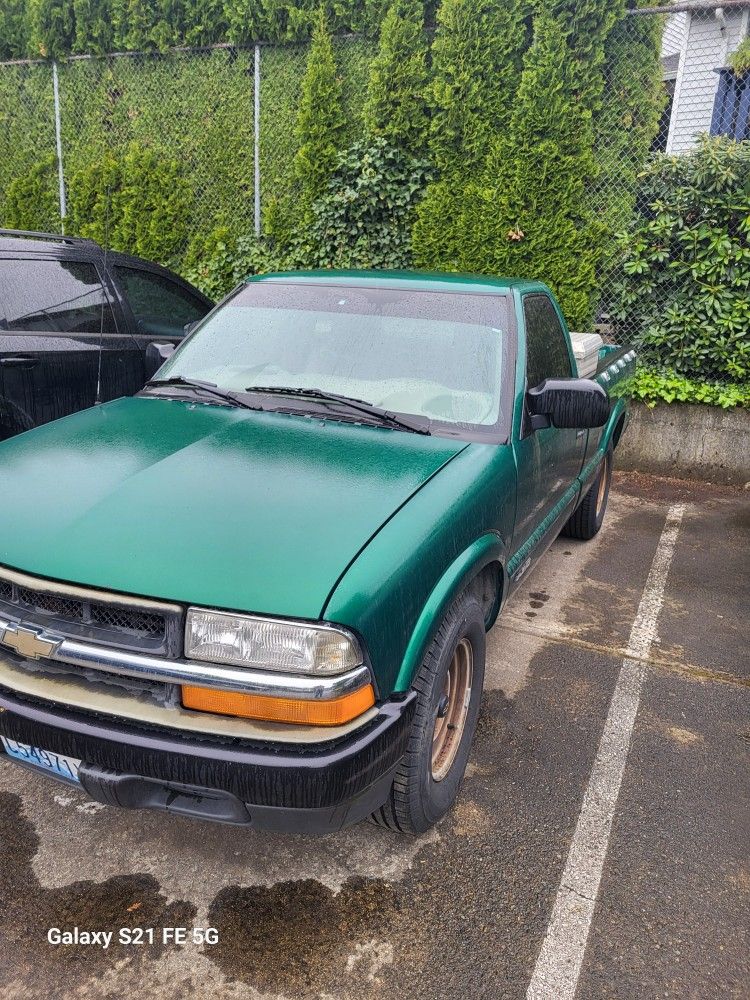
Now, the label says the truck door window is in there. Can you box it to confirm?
[114,266,208,337]
[0,258,116,334]
[523,294,572,388]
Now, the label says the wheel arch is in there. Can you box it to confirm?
[393,533,507,693]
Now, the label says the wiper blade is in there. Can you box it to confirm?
[245,385,431,435]
[144,376,262,412]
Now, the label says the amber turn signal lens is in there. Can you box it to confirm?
[182,683,375,726]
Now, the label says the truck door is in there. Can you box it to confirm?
[510,293,587,573]
[0,255,123,431]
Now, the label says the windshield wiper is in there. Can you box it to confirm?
[245,385,431,435]
[144,376,262,412]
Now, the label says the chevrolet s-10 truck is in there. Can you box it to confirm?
[0,271,634,834]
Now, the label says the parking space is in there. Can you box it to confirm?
[0,473,747,1000]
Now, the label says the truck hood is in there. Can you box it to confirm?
[0,397,467,619]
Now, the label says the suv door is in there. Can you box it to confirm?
[0,254,133,436]
[510,292,587,574]
[111,263,211,380]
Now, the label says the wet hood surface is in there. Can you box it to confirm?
[0,397,466,619]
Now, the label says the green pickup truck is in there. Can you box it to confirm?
[0,271,634,834]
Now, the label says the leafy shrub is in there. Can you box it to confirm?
[728,36,750,75]
[2,155,60,231]
[184,227,287,299]
[627,366,750,409]
[612,135,750,383]
[67,143,192,266]
[291,137,431,268]
[189,137,429,295]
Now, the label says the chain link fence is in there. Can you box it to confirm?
[0,5,747,337]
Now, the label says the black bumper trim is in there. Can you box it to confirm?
[0,686,416,812]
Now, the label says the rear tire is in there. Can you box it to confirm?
[562,446,612,541]
[370,591,485,835]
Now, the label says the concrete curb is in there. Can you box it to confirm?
[616,402,750,485]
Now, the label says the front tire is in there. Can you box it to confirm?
[370,591,485,835]
[562,445,613,540]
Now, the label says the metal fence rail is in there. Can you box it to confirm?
[0,7,747,334]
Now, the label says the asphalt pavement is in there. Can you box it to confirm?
[0,471,747,1000]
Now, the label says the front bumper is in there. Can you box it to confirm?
[0,686,416,834]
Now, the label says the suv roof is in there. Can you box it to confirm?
[0,229,100,253]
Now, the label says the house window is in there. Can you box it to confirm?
[653,78,676,152]
[710,68,750,140]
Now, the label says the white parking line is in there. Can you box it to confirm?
[526,503,687,1000]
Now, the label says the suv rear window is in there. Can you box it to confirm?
[114,266,207,337]
[0,258,116,334]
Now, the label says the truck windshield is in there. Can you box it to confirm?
[156,280,512,436]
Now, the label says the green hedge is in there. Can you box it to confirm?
[613,135,750,385]
[4,0,416,58]
[68,142,192,264]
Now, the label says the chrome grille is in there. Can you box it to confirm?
[17,586,84,621]
[0,567,182,656]
[90,604,163,638]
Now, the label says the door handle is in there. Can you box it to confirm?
[0,356,40,368]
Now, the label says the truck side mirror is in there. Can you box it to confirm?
[144,341,176,381]
[527,378,610,431]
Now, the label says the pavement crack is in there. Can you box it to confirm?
[560,881,596,904]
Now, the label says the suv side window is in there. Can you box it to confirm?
[523,294,573,388]
[114,266,208,337]
[0,258,116,333]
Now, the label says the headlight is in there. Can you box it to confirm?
[185,608,363,676]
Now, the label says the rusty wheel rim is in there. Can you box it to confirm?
[431,638,473,782]
[596,452,610,518]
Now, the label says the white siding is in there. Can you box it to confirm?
[668,9,747,154]
[662,12,687,57]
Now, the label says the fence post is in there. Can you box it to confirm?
[52,61,67,233]
[254,44,261,237]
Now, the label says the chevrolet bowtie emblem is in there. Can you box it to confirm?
[0,624,61,660]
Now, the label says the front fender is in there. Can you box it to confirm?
[322,442,516,698]
[394,533,504,691]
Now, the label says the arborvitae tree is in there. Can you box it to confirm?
[0,0,30,59]
[111,0,158,51]
[72,0,114,54]
[181,0,227,47]
[547,0,624,114]
[28,0,76,58]
[469,10,602,328]
[362,0,428,154]
[592,2,664,282]
[68,143,191,265]
[293,9,345,218]
[412,0,528,269]
[3,155,59,230]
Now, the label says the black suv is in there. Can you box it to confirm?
[0,230,213,440]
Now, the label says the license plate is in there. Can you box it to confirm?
[1,736,81,785]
